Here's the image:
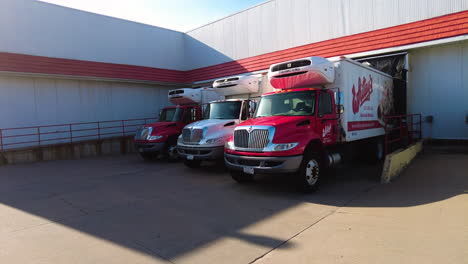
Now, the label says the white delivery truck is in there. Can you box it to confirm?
[177,75,260,168]
[224,56,395,190]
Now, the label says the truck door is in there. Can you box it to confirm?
[182,107,200,125]
[317,91,338,145]
[240,101,250,121]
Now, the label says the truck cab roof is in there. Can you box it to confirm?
[208,99,249,103]
[262,87,322,96]
[163,104,198,109]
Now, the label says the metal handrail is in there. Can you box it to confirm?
[384,114,422,155]
[0,117,158,151]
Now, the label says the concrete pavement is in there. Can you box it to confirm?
[0,147,466,264]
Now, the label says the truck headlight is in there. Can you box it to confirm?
[225,140,235,150]
[272,143,298,151]
[148,135,163,141]
[177,135,183,144]
[206,136,229,145]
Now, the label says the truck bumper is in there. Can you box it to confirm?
[177,145,224,160]
[224,153,303,174]
[134,142,165,153]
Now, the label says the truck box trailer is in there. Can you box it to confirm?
[225,56,394,191]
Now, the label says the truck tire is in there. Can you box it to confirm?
[184,159,201,168]
[230,171,254,183]
[165,143,179,162]
[296,153,322,192]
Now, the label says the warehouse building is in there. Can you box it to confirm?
[0,0,467,148]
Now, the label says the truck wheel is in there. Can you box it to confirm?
[184,159,201,168]
[139,152,156,161]
[166,143,179,162]
[230,171,254,183]
[297,153,321,192]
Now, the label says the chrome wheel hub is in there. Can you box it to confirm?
[168,145,179,159]
[305,159,319,186]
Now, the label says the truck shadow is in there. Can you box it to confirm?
[0,148,466,262]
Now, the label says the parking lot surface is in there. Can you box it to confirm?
[0,148,467,264]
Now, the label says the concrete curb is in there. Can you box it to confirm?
[0,136,136,166]
[381,140,423,183]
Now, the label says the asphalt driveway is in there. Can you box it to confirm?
[0,147,466,264]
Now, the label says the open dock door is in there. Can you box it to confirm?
[356,53,407,116]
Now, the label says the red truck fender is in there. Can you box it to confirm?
[303,139,327,163]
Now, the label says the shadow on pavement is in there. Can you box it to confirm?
[0,146,466,262]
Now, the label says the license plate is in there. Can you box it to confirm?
[187,155,194,160]
[243,167,254,175]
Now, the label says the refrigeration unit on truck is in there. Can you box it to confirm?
[212,75,260,96]
[134,88,224,161]
[224,56,395,191]
[177,75,260,168]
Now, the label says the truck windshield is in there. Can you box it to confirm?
[204,101,242,119]
[160,107,183,122]
[255,91,316,117]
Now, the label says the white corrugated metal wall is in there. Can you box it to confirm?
[185,0,468,69]
[408,41,468,139]
[1,0,466,142]
[0,0,182,142]
[0,76,172,129]
[0,0,185,70]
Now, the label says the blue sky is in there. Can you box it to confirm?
[39,0,266,32]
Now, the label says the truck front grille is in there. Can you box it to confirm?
[234,129,270,150]
[182,128,204,144]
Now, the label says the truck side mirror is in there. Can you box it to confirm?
[249,100,257,118]
[335,91,343,114]
[338,105,344,114]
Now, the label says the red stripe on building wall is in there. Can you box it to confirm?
[0,53,187,84]
[0,11,466,84]
[186,10,468,82]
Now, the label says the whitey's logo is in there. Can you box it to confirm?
[322,124,332,138]
[352,75,373,114]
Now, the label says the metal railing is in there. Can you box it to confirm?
[384,114,422,155]
[0,117,158,152]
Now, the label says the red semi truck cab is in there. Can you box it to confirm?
[134,104,202,160]
[225,56,394,191]
[134,87,223,160]
[224,88,338,180]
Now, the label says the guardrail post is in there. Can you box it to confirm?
[384,117,388,155]
[97,121,101,140]
[419,114,422,140]
[122,120,125,136]
[38,127,41,146]
[0,129,3,152]
[69,124,73,143]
